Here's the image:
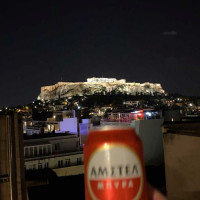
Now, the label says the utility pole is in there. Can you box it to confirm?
[75,107,81,147]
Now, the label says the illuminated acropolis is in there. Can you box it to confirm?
[38,77,165,100]
[87,77,126,84]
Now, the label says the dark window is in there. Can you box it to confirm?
[76,141,79,148]
[39,146,43,155]
[38,163,42,169]
[77,158,82,165]
[34,147,38,156]
[65,159,70,167]
[55,143,60,151]
[48,145,51,154]
[43,146,47,155]
[58,160,63,168]
[44,163,49,168]
[33,164,36,170]
[30,147,34,157]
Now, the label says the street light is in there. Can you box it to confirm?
[75,107,81,147]
[53,115,56,132]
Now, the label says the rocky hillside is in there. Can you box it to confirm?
[38,79,165,100]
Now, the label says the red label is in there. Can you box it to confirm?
[90,177,141,200]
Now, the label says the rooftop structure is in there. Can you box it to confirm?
[102,109,161,123]
[163,122,200,200]
[23,110,78,135]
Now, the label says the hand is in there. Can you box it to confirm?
[147,183,167,200]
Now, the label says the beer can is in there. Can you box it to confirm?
[84,126,148,200]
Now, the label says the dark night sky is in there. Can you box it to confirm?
[1,0,200,107]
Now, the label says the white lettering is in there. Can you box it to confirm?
[114,181,119,189]
[97,182,104,190]
[122,180,127,189]
[128,180,133,188]
[96,179,136,190]
[106,182,112,189]
[90,164,139,178]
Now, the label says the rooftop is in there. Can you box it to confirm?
[163,121,200,137]
[23,132,74,140]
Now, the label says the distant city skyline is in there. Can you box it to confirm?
[1,1,200,107]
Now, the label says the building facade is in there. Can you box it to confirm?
[0,113,27,200]
[24,134,84,177]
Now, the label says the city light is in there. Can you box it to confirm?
[145,112,152,117]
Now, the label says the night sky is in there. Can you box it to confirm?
[1,1,200,107]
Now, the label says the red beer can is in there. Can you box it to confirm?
[84,126,148,200]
